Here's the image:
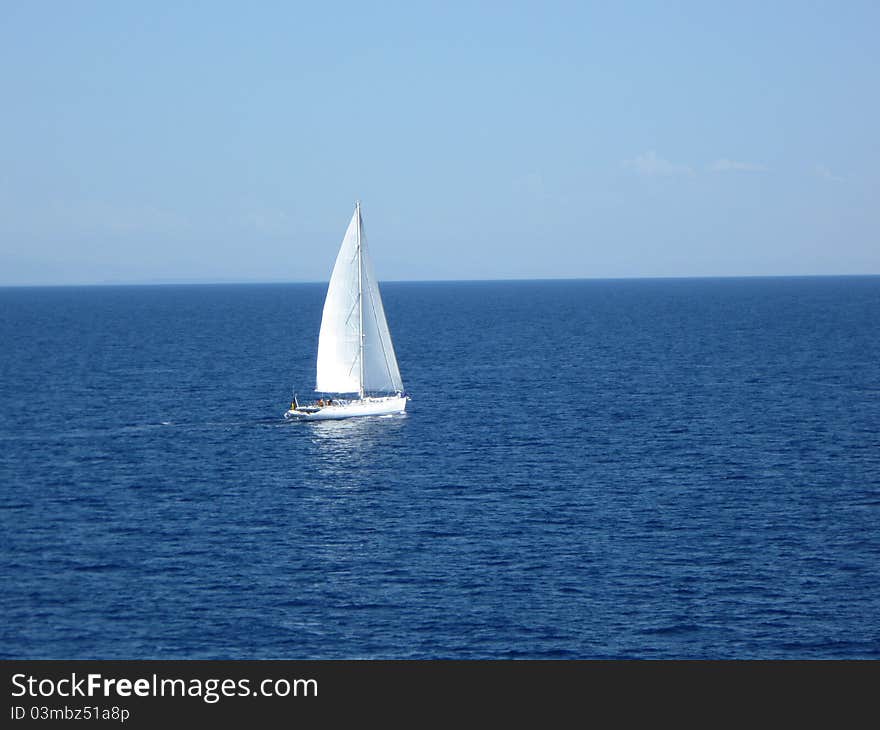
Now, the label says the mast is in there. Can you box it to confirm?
[356,200,365,400]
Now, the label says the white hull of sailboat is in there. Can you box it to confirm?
[285,395,407,421]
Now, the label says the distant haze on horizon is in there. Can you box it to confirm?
[1,2,878,286]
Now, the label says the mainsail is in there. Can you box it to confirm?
[314,203,404,395]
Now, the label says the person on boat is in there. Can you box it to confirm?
[318,398,325,407]
[327,398,333,406]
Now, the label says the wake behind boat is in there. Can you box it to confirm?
[285,201,408,421]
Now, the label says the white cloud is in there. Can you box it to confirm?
[816,165,844,182]
[624,151,694,177]
[710,159,767,172]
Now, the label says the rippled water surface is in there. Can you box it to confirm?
[1,277,879,658]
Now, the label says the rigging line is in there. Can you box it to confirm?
[336,298,360,379]
[357,203,365,400]
[365,279,400,391]
[338,253,359,327]
[344,297,358,325]
[369,275,402,390]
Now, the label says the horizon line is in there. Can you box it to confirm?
[1,272,879,289]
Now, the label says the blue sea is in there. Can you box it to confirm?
[1,277,879,659]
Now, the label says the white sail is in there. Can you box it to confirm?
[314,204,404,395]
[315,211,361,393]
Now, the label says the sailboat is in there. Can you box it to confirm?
[284,201,407,421]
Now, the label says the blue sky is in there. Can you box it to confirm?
[1,1,878,284]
